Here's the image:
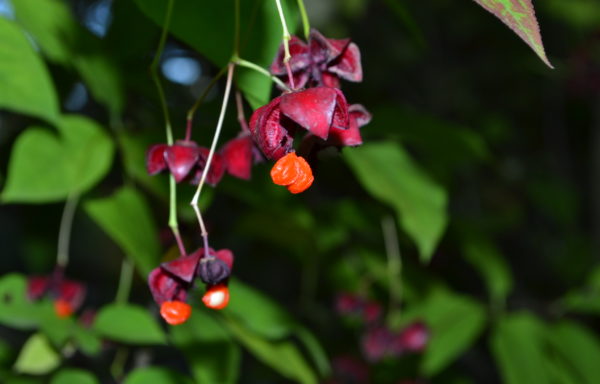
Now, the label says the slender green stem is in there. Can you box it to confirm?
[56,194,80,268]
[274,0,291,61]
[115,259,134,304]
[382,216,402,310]
[296,0,310,39]
[234,58,291,92]
[191,64,235,252]
[150,0,175,145]
[110,348,129,381]
[186,65,228,137]
[149,0,185,255]
[274,0,295,88]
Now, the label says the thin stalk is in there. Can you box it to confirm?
[274,0,296,88]
[56,194,80,268]
[234,58,291,92]
[115,259,134,304]
[150,0,175,145]
[190,63,235,253]
[149,0,185,255]
[185,65,228,140]
[296,0,310,39]
[382,216,402,310]
[235,90,249,132]
[110,348,129,381]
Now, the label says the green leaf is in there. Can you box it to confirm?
[171,309,240,384]
[117,132,168,198]
[0,274,44,330]
[50,369,99,384]
[461,234,513,306]
[72,325,102,357]
[12,0,124,115]
[559,266,600,316]
[225,279,294,339]
[415,290,486,375]
[11,0,79,63]
[366,105,490,176]
[472,0,553,68]
[73,54,124,117]
[295,327,331,377]
[344,142,448,262]
[490,312,550,384]
[2,115,115,203]
[93,304,166,345]
[223,316,317,384]
[13,333,60,375]
[84,187,160,276]
[0,18,59,123]
[124,368,193,384]
[543,0,600,32]
[134,0,298,109]
[545,321,600,384]
[38,303,75,347]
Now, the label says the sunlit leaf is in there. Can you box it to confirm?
[134,0,298,109]
[415,289,486,375]
[123,368,193,384]
[50,369,99,384]
[345,142,448,262]
[0,18,59,123]
[93,304,166,345]
[461,234,513,305]
[170,309,240,384]
[85,187,160,276]
[2,115,114,203]
[225,279,294,339]
[490,312,549,384]
[223,316,317,384]
[0,274,44,330]
[13,334,60,375]
[545,321,600,384]
[12,0,124,115]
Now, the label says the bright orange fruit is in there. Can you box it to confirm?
[160,301,192,325]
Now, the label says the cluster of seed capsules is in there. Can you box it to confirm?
[146,29,371,325]
[336,293,429,362]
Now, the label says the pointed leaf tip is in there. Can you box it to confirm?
[473,0,553,68]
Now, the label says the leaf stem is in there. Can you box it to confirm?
[56,194,80,268]
[382,216,402,310]
[235,90,249,132]
[150,0,175,145]
[115,259,134,304]
[296,0,310,39]
[274,0,296,88]
[185,65,229,140]
[149,0,186,256]
[190,63,236,254]
[234,57,291,92]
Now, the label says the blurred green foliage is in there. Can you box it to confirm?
[1,0,600,383]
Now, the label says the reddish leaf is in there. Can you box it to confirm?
[148,267,187,305]
[164,141,200,183]
[221,134,254,180]
[250,96,296,160]
[280,87,340,140]
[194,148,226,186]
[473,0,553,68]
[146,144,168,175]
[160,251,203,283]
